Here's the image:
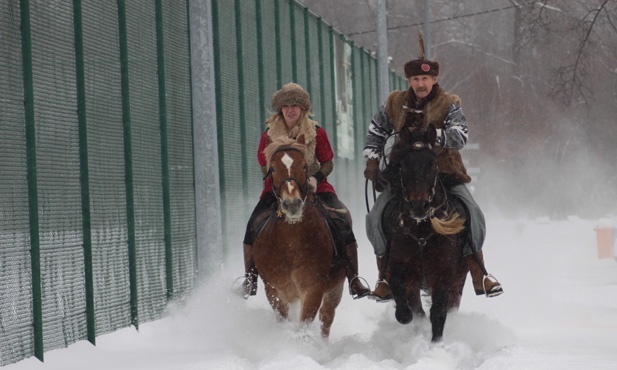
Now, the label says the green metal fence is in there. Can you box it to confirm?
[211,0,406,252]
[0,0,405,366]
[0,0,196,365]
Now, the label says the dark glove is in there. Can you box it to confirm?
[363,159,380,181]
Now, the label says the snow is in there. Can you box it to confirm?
[6,215,617,370]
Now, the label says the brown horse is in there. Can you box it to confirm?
[380,124,469,342]
[252,135,346,339]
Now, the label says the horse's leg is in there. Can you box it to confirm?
[298,288,322,328]
[318,282,344,340]
[391,274,413,324]
[429,286,450,342]
[448,262,468,310]
[264,284,289,321]
[407,285,425,318]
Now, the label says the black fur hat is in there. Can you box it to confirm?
[404,34,440,78]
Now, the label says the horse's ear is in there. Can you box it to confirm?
[296,134,306,145]
[425,124,437,146]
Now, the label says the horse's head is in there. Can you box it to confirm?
[388,125,439,222]
[264,135,309,223]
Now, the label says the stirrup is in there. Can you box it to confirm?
[482,274,503,298]
[348,275,371,300]
[368,279,393,302]
[231,275,257,300]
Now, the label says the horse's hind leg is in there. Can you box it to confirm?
[448,263,468,310]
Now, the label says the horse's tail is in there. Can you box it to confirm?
[430,211,465,235]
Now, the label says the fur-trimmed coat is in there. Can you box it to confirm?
[365,86,472,184]
[257,116,336,198]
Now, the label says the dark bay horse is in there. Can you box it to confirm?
[252,135,346,339]
[381,124,469,342]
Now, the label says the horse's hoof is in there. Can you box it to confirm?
[395,306,412,324]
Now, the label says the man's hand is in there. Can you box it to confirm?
[363,159,380,181]
[308,176,318,193]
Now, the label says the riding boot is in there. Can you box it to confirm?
[344,242,371,299]
[242,243,258,299]
[468,251,503,298]
[370,256,393,302]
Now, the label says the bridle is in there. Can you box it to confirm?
[398,141,446,222]
[266,147,309,206]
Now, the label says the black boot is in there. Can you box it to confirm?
[242,243,258,299]
[469,251,503,298]
[370,255,393,302]
[344,242,371,299]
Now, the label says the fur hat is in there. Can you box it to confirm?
[404,34,440,78]
[271,82,311,113]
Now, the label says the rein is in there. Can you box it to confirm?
[398,140,444,220]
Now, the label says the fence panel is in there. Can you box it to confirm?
[212,0,406,253]
[0,1,35,365]
[0,0,195,365]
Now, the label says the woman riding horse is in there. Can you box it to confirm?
[239,82,371,300]
[252,135,347,339]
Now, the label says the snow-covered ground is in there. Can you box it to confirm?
[6,215,617,369]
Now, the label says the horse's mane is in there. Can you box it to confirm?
[264,137,307,169]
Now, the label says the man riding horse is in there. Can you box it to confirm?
[364,34,504,301]
[240,82,371,300]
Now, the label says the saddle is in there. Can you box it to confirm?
[317,200,349,257]
[249,198,346,258]
[381,189,471,254]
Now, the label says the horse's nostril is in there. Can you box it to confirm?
[282,198,302,214]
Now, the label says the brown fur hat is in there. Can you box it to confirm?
[271,82,311,113]
[404,34,440,78]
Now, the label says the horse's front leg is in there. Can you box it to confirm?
[299,288,322,326]
[264,283,289,321]
[407,286,425,318]
[390,273,413,324]
[319,282,344,340]
[429,286,450,342]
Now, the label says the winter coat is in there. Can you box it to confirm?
[367,86,472,184]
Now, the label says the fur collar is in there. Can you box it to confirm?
[265,114,320,171]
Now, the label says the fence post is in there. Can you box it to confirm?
[289,0,297,82]
[72,0,96,344]
[20,0,44,361]
[234,0,249,202]
[117,0,139,329]
[328,25,337,154]
[155,0,174,299]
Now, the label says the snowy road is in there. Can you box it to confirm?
[7,216,617,369]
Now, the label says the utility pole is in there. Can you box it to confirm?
[376,0,388,104]
[423,0,431,59]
